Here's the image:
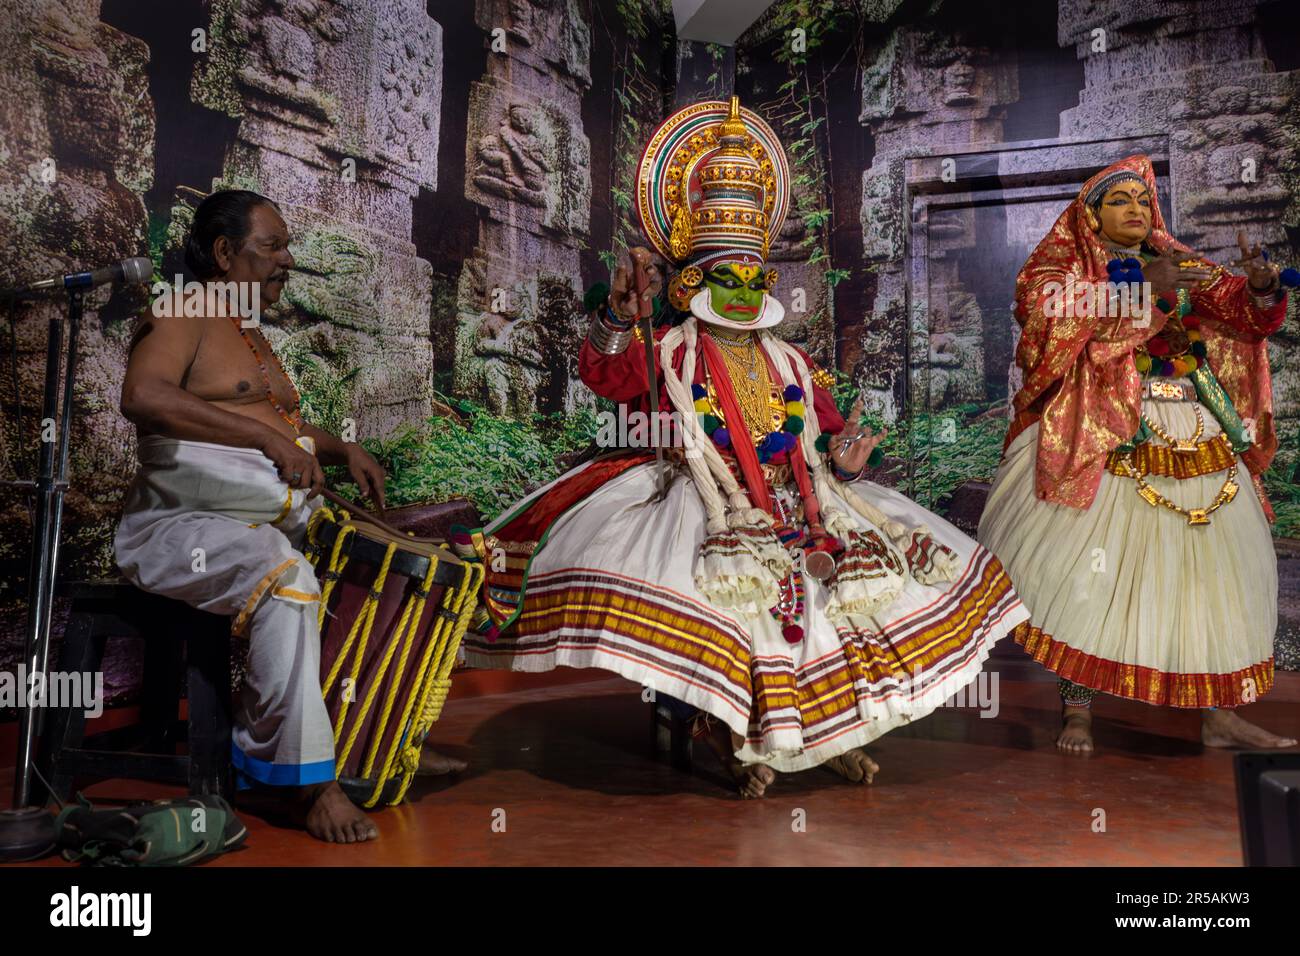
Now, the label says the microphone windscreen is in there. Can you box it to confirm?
[121,257,154,285]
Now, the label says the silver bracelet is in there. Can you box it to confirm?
[588,312,633,355]
[831,458,865,483]
[1250,284,1285,310]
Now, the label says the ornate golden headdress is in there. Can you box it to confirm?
[636,96,790,274]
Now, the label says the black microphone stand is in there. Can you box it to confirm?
[0,285,83,859]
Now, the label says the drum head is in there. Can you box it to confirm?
[340,511,465,564]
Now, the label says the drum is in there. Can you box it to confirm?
[303,506,483,808]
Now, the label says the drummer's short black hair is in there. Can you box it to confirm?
[184,190,280,280]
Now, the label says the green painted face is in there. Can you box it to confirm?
[705,263,766,322]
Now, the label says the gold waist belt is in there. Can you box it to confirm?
[1142,378,1196,402]
[675,447,793,489]
[1105,433,1236,480]
[762,462,792,486]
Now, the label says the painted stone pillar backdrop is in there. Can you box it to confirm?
[185,0,443,439]
[0,0,155,695]
[0,0,154,590]
[857,19,1018,422]
[454,0,593,419]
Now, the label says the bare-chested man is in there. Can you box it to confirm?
[115,189,414,843]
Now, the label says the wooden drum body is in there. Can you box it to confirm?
[304,508,483,808]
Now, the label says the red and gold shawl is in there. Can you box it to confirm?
[1006,154,1283,509]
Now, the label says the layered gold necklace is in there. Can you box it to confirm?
[705,328,782,442]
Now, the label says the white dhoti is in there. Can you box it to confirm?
[978,396,1277,708]
[114,436,335,787]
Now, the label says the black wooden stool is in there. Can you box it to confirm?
[37,581,234,805]
[650,697,694,772]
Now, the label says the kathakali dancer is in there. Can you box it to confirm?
[978,154,1298,753]
[461,98,1028,797]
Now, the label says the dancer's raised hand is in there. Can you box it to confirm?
[609,246,662,321]
[830,397,887,476]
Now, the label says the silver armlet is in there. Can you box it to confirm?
[587,311,634,355]
[1250,284,1285,310]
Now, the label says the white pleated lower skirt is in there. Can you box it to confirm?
[464,459,1028,771]
[977,397,1276,708]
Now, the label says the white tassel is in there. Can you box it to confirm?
[694,525,781,615]
[663,318,787,614]
[763,336,958,589]
[821,510,906,621]
[899,524,962,585]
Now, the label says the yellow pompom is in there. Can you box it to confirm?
[694,398,711,414]
[785,400,805,417]
[1136,353,1151,373]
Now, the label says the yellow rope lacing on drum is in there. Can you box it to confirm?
[309,505,399,773]
[390,561,483,804]
[355,554,438,796]
[326,551,394,762]
[305,504,484,808]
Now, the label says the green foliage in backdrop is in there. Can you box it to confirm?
[334,396,604,522]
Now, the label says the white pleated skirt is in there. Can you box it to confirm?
[977,396,1276,708]
[464,458,1028,771]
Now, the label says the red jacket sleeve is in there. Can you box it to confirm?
[788,344,844,434]
[579,327,683,414]
[1192,274,1287,342]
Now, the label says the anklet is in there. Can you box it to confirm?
[1059,678,1097,708]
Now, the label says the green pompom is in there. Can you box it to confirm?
[584,282,611,313]
[783,416,804,435]
[814,433,831,453]
[867,445,884,468]
[702,414,721,433]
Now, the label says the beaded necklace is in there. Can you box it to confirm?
[227,317,304,433]
[693,332,808,462]
[1110,248,1236,524]
[706,329,776,440]
[1126,247,1219,378]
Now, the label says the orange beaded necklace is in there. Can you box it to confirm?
[227,317,304,433]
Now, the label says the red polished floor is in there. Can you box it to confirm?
[7,653,1299,867]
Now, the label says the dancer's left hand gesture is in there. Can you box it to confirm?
[830,397,887,475]
[1234,230,1280,292]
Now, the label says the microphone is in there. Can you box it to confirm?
[14,256,153,296]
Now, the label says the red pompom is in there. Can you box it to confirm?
[782,623,804,644]
[1146,336,1170,356]
[1182,315,1200,330]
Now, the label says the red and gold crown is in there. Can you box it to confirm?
[636,96,790,273]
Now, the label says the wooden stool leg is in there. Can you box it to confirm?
[670,713,693,773]
[651,698,669,755]
[650,698,694,773]
[186,618,233,799]
[141,617,184,752]
[38,606,105,807]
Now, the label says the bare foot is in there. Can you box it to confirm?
[822,748,879,784]
[733,763,776,799]
[300,781,379,843]
[1056,706,1094,754]
[698,715,778,798]
[417,747,468,775]
[1201,709,1298,749]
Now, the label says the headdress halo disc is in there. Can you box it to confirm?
[635,100,791,267]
